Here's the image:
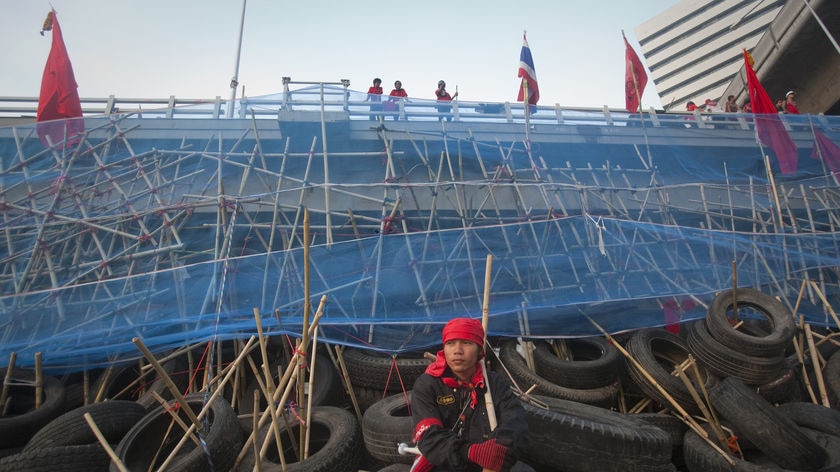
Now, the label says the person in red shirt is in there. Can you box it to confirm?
[387,80,408,120]
[785,91,800,114]
[435,80,458,122]
[366,77,383,121]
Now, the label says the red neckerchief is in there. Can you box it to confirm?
[424,350,484,408]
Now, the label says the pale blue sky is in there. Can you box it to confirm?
[0,0,680,109]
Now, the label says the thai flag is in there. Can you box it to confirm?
[517,33,539,106]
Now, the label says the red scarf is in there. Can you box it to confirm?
[424,350,484,408]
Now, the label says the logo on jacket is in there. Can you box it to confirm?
[436,394,455,406]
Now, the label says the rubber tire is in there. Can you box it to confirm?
[686,320,785,385]
[683,424,840,472]
[0,444,110,472]
[522,395,675,472]
[237,405,362,472]
[498,340,620,407]
[825,349,840,410]
[709,376,828,470]
[24,400,147,451]
[113,393,243,472]
[341,348,430,392]
[531,337,622,389]
[776,402,840,436]
[625,328,715,415]
[705,288,795,357]
[0,368,66,448]
[362,391,414,464]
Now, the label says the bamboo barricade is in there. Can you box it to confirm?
[586,316,736,466]
[232,296,327,469]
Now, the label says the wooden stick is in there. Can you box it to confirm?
[0,352,17,412]
[133,337,205,435]
[809,280,840,329]
[805,323,830,407]
[796,316,819,404]
[675,358,727,450]
[34,352,43,408]
[303,329,319,460]
[480,254,498,431]
[252,389,261,472]
[253,307,277,393]
[84,412,130,472]
[334,345,362,422]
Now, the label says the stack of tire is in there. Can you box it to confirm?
[496,338,622,407]
[683,376,840,471]
[686,288,799,403]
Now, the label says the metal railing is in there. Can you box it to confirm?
[1,80,834,131]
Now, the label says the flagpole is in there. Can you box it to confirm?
[226,0,247,118]
[523,79,531,143]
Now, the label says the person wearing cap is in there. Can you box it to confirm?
[435,80,458,122]
[367,78,384,121]
[785,90,800,114]
[410,317,528,472]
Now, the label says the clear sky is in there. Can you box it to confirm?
[0,0,680,110]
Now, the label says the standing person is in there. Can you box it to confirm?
[434,80,458,122]
[410,317,529,472]
[366,77,384,121]
[785,90,800,114]
[725,95,738,112]
[387,80,408,120]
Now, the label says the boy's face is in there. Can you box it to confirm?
[444,339,481,381]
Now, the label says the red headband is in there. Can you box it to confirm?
[442,318,485,349]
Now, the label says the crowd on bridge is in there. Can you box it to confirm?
[686,89,800,114]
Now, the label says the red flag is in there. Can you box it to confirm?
[742,49,797,174]
[624,35,648,113]
[37,10,84,147]
[517,33,539,106]
[811,129,840,173]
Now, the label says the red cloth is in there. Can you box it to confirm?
[811,130,840,173]
[624,36,648,113]
[442,317,484,347]
[37,9,84,147]
[742,49,798,174]
[390,88,408,98]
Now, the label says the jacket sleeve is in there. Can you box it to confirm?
[412,373,469,469]
[488,370,529,457]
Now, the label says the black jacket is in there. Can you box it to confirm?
[412,366,528,472]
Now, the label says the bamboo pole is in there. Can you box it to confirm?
[480,254,498,431]
[335,345,363,422]
[133,337,205,435]
[0,352,17,414]
[34,352,43,408]
[85,412,130,472]
[805,323,830,407]
[809,280,840,329]
[303,329,319,459]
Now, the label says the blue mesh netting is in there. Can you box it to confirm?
[2,86,840,373]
